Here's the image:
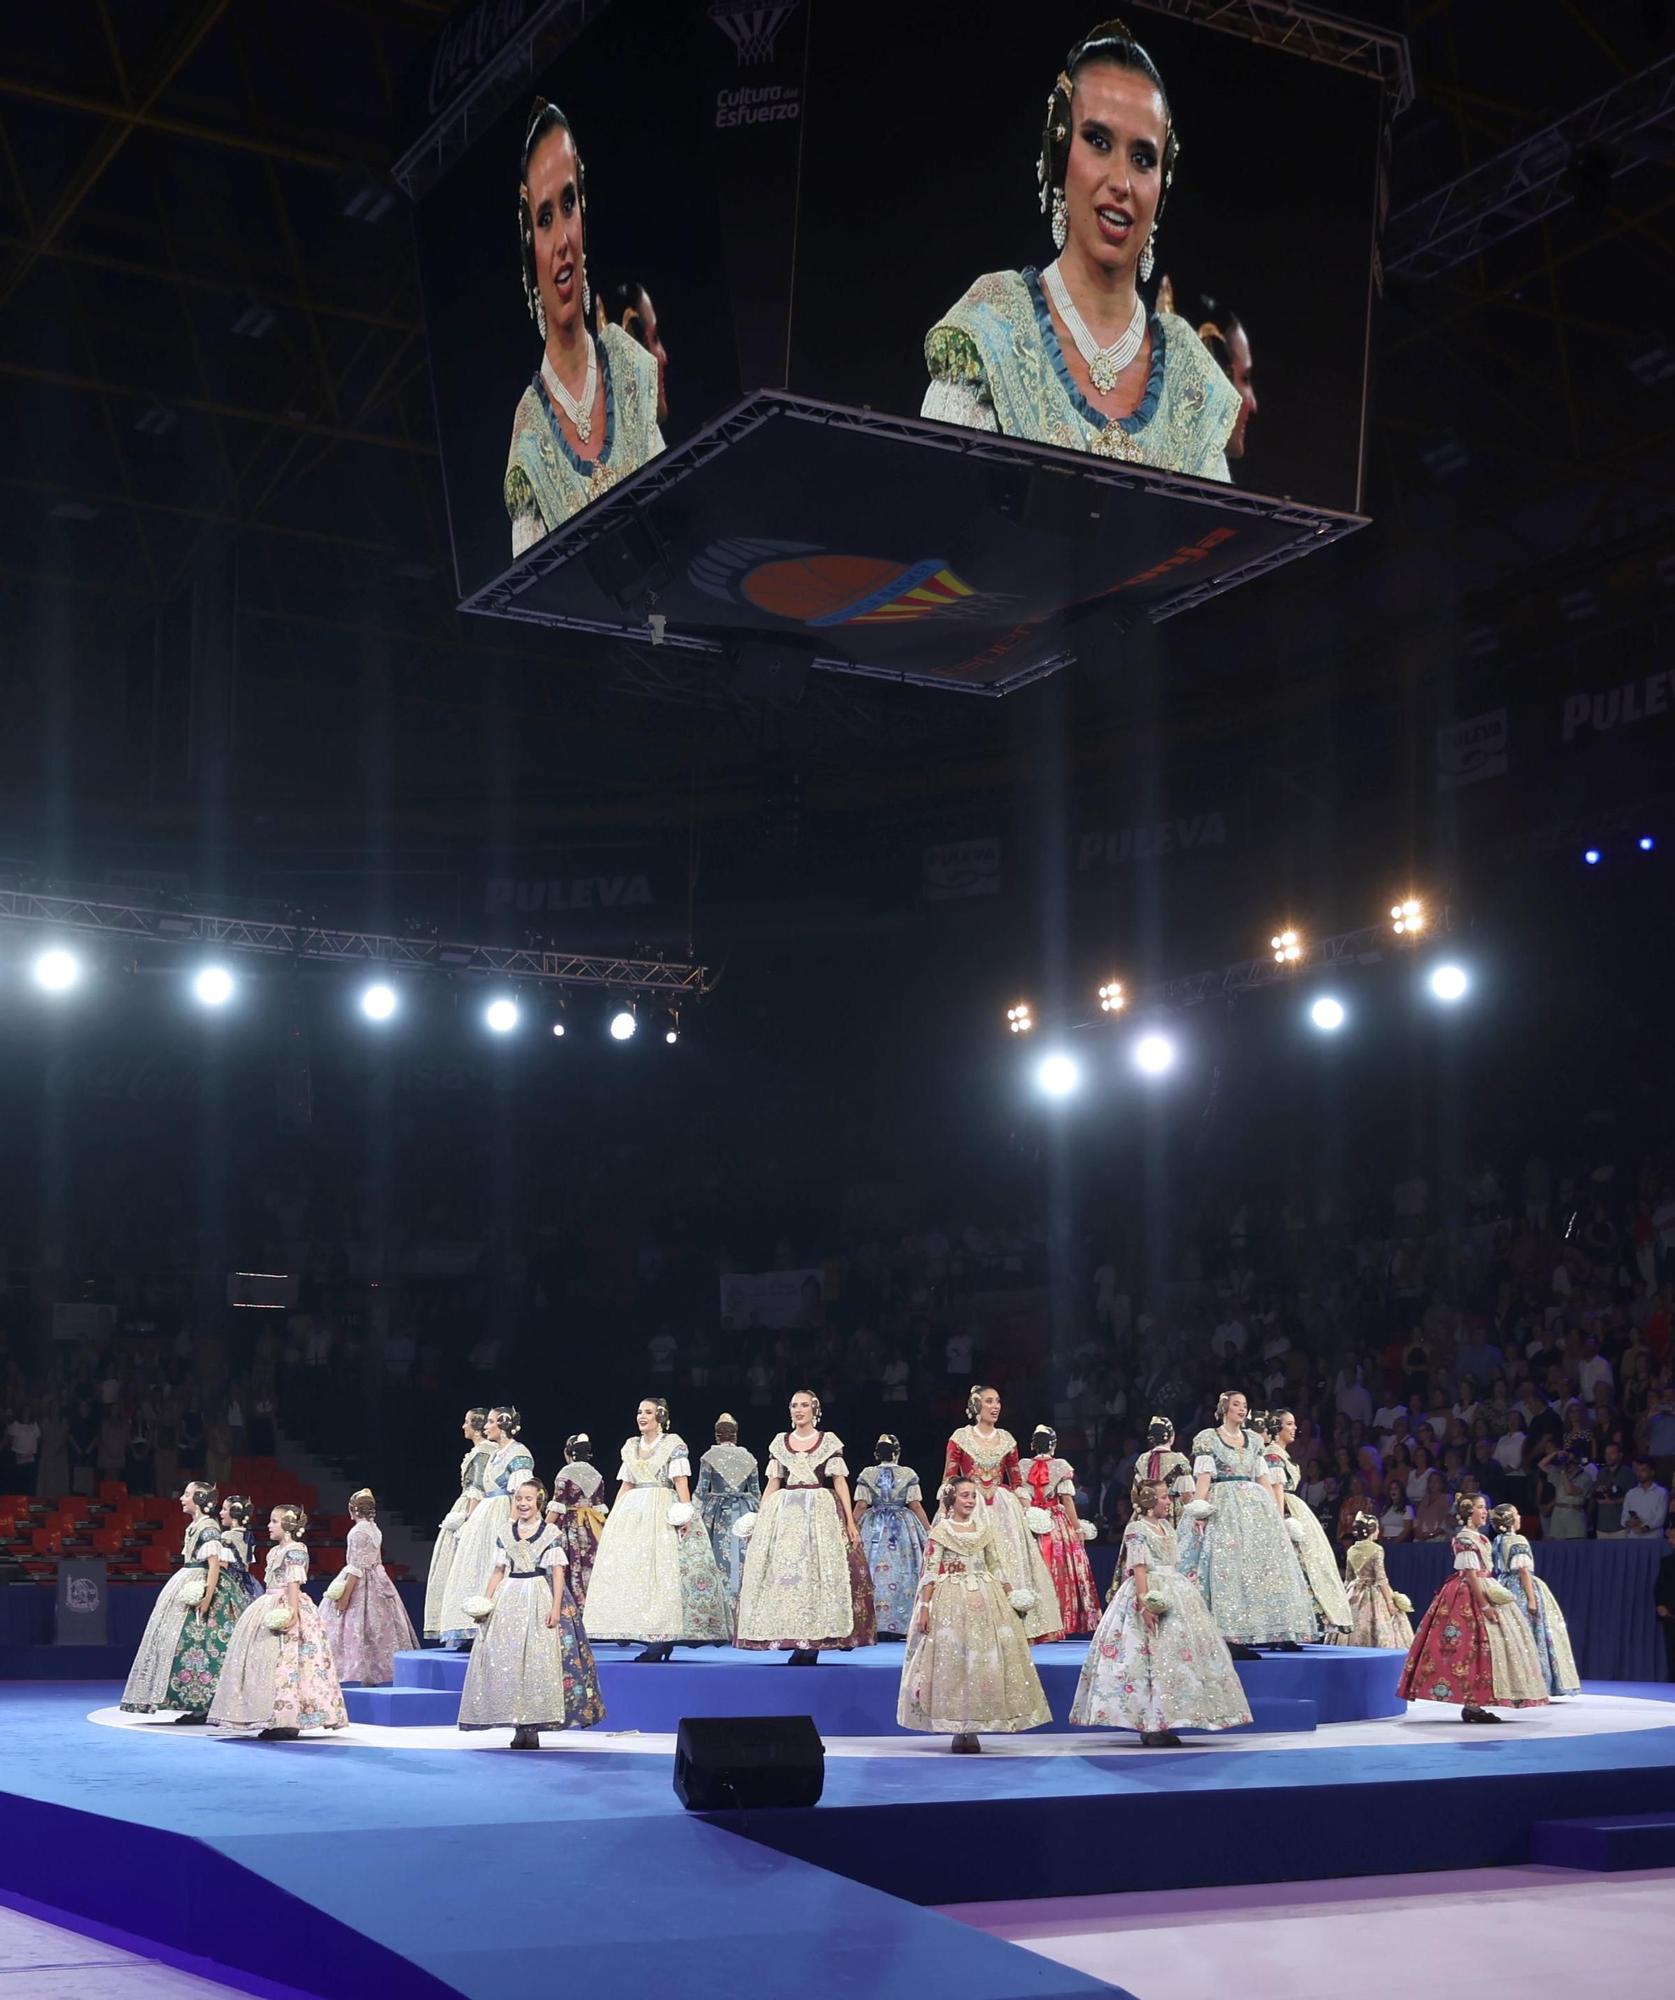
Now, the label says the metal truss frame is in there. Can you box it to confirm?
[460,390,1364,696]
[1386,53,1675,280]
[1130,0,1413,112]
[0,891,711,995]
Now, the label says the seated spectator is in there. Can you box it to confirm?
[1379,1475,1415,1544]
[1406,1445,1437,1505]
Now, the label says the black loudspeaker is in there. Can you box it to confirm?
[672,1714,825,1810]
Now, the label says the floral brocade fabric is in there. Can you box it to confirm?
[209,1543,347,1733]
[1396,1528,1549,1708]
[1344,1539,1413,1649]
[457,1519,603,1732]
[897,1517,1050,1735]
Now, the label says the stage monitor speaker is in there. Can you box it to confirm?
[672,1714,825,1810]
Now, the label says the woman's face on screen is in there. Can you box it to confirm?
[1063,64,1166,280]
[524,125,584,338]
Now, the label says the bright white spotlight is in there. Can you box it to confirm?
[1133,1032,1177,1076]
[1270,928,1302,965]
[1390,897,1425,936]
[1429,963,1469,1003]
[193,966,234,1007]
[1037,1052,1081,1098]
[551,1021,566,1038]
[1098,980,1126,1014]
[609,1008,637,1042]
[32,948,81,993]
[1310,995,1346,1032]
[485,997,519,1033]
[1006,1002,1034,1035]
[360,982,397,1021]
[1583,848,1601,866]
[1640,836,1656,853]
[665,1027,679,1046]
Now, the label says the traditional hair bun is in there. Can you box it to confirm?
[348,1488,376,1517]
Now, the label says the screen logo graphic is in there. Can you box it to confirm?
[709,0,799,66]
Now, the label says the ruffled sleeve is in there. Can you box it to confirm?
[1192,1449,1217,1479]
[1120,1526,1151,1577]
[538,1538,566,1573]
[665,1437,692,1482]
[900,1471,922,1505]
[1508,1550,1534,1572]
[281,1544,309,1584]
[491,1536,513,1574]
[1451,1535,1484,1572]
[920,372,999,431]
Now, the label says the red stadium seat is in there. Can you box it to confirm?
[138,1543,173,1573]
[98,1480,128,1503]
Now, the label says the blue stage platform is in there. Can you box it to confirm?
[346,1641,1405,1735]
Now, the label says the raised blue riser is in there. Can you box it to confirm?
[346,1643,1395,1735]
[1531,1813,1675,1870]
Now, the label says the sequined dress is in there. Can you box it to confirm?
[1493,1529,1581,1695]
[424,1441,492,1639]
[1344,1538,1413,1649]
[695,1442,761,1602]
[1071,1516,1252,1735]
[897,1516,1051,1735]
[1137,1445,1196,1526]
[1266,1447,1352,1640]
[922,271,1238,480]
[1018,1452,1101,1636]
[582,1433,732,1644]
[549,1462,608,1609]
[320,1519,417,1685]
[942,1427,1064,1643]
[120,1515,244,1715]
[209,1543,348,1733]
[457,1519,604,1733]
[855,1463,928,1636]
[1396,1526,1549,1709]
[437,1436,536,1643]
[737,1432,870,1651]
[1177,1427,1315,1646]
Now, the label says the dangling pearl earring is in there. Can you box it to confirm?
[1139,228,1156,284]
[536,299,548,342]
[1051,188,1068,253]
[583,270,592,320]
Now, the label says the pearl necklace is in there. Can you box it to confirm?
[1043,260,1146,395]
[542,337,597,445]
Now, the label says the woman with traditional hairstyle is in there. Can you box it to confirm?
[1261,1409,1352,1642]
[943,1387,1064,1643]
[1490,1502,1581,1695]
[582,1397,732,1661]
[320,1489,417,1686]
[1017,1424,1102,1635]
[1138,1415,1194,1525]
[1178,1390,1314,1655]
[424,1406,493,1642]
[596,278,670,428]
[504,98,665,556]
[437,1406,535,1647]
[458,1477,604,1747]
[853,1433,931,1637]
[737,1391,875,1662]
[898,1474,1051,1751]
[921,19,1238,479]
[218,1494,264,1607]
[1158,280,1257,463]
[209,1505,348,1738]
[1397,1492,1549,1723]
[694,1413,761,1605]
[1071,1477,1251,1744]
[545,1433,609,1610]
[120,1481,243,1721]
[1343,1512,1414,1649]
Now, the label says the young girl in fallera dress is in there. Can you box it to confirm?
[120,1482,246,1722]
[320,1489,417,1686]
[853,1435,930,1638]
[1343,1512,1414,1650]
[1490,1502,1581,1696]
[459,1479,604,1747]
[1017,1424,1102,1636]
[1071,1478,1251,1746]
[210,1505,348,1739]
[437,1407,536,1647]
[898,1475,1050,1752]
[942,1387,1063,1643]
[545,1434,609,1610]
[1396,1492,1549,1722]
[218,1495,264,1607]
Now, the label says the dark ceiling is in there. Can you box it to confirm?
[0,0,1671,889]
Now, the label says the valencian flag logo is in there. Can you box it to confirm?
[690,539,993,630]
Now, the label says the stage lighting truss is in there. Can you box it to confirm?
[1390,898,1425,937]
[1098,981,1126,1014]
[1006,1002,1034,1035]
[1271,928,1303,965]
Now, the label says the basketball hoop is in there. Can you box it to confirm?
[709,1,793,66]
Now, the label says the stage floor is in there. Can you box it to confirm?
[2,1681,1672,2000]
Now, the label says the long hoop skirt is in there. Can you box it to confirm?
[582,1486,732,1643]
[457,1578,604,1731]
[208,1594,348,1733]
[736,1487,861,1650]
[1178,1484,1315,1646]
[1070,1566,1253,1734]
[1396,1575,1550,1708]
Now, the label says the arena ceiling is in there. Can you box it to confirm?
[0,0,1670,868]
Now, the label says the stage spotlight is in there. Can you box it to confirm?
[32,948,81,993]
[1133,1031,1177,1076]
[1036,1052,1081,1098]
[360,982,397,1022]
[484,996,519,1033]
[1270,928,1302,965]
[1098,980,1126,1014]
[664,1008,680,1046]
[1584,848,1601,866]
[551,1021,566,1038]
[193,966,234,1007]
[1310,995,1346,1033]
[1640,836,1655,852]
[1429,963,1469,1003]
[1390,897,1425,936]
[609,1007,637,1042]
[1006,1002,1034,1035]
